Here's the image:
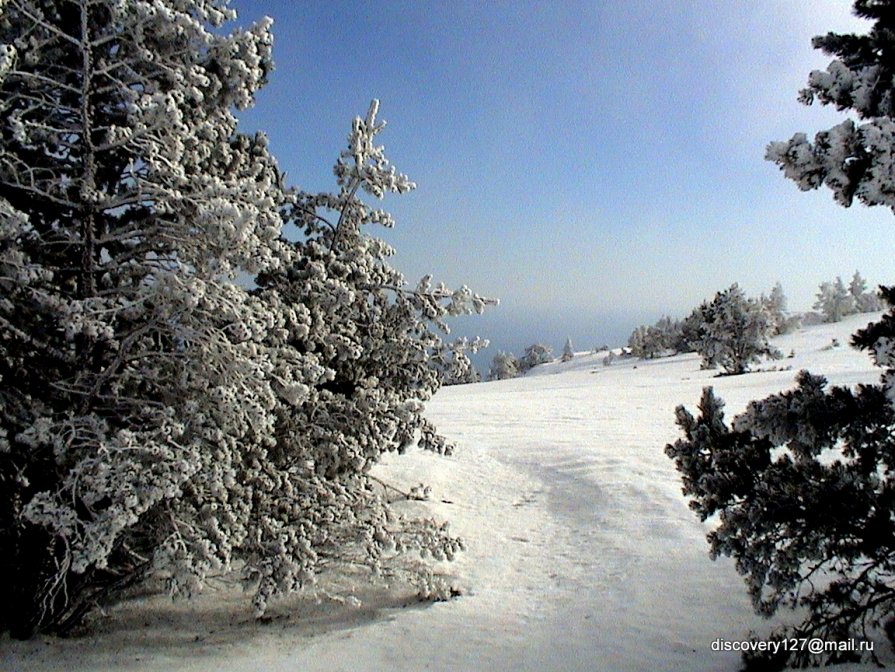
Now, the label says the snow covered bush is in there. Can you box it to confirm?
[0,0,490,638]
[628,316,686,360]
[489,351,521,380]
[520,343,553,373]
[627,325,662,359]
[670,2,895,664]
[689,284,781,375]
[655,315,688,353]
[678,308,706,353]
[628,286,789,364]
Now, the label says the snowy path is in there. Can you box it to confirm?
[2,315,887,671]
[404,363,767,672]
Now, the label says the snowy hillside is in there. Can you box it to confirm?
[3,313,889,672]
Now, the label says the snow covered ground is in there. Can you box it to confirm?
[3,313,890,671]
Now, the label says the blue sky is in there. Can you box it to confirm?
[233,0,893,364]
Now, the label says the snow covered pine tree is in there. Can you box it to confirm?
[250,100,494,614]
[690,284,781,375]
[762,281,794,336]
[667,1,895,665]
[0,0,285,637]
[0,0,491,637]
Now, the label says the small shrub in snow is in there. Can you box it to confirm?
[799,311,826,327]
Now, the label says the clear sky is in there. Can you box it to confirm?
[232,0,893,365]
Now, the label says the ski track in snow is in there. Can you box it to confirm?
[2,313,890,671]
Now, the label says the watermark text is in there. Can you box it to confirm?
[711,637,873,656]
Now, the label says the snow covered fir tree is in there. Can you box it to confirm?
[668,1,895,665]
[561,337,574,362]
[0,0,491,638]
[850,271,884,313]
[762,281,798,336]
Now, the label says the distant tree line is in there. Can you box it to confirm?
[627,274,883,376]
[626,282,791,375]
[486,271,884,384]
[488,337,583,381]
[489,342,554,381]
[813,270,882,322]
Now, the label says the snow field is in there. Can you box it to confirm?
[2,312,888,671]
